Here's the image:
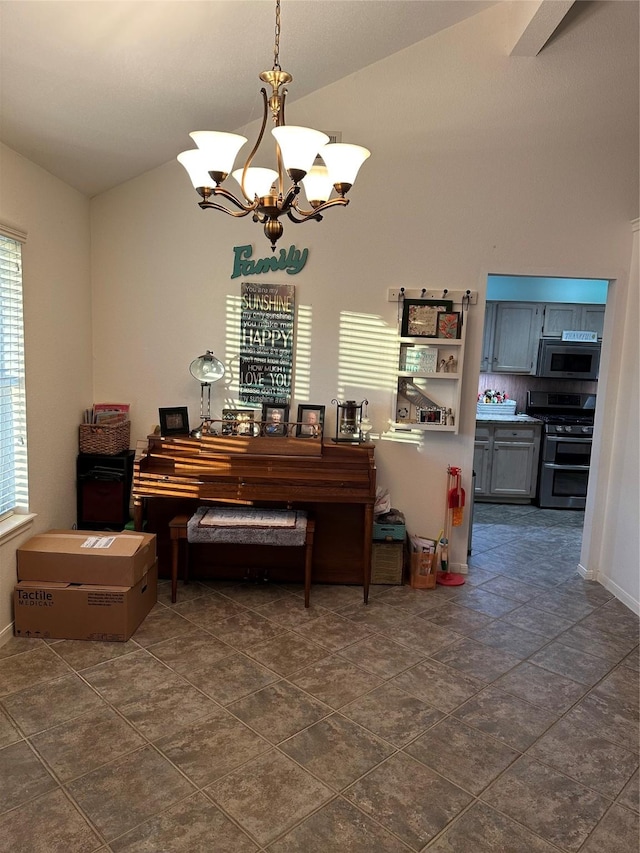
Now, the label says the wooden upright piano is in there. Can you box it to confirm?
[132,433,376,600]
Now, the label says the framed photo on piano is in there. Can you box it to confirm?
[159,406,189,437]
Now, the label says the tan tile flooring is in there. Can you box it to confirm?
[0,505,638,851]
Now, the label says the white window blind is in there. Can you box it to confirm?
[0,229,28,518]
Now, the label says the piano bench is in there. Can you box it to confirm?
[169,510,315,607]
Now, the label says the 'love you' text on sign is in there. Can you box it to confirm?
[239,282,295,406]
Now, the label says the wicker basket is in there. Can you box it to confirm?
[371,542,404,585]
[79,420,131,455]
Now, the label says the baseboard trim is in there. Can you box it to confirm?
[0,622,15,648]
[576,562,595,580]
[597,574,640,616]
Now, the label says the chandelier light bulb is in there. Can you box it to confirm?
[301,164,333,206]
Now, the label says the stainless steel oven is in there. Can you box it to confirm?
[526,391,596,509]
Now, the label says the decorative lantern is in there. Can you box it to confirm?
[331,399,369,443]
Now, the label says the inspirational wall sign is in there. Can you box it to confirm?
[231,244,308,279]
[239,282,295,406]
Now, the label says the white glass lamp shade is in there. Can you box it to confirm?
[271,126,330,177]
[189,131,248,177]
[302,164,333,204]
[321,143,371,187]
[177,150,214,189]
[232,167,278,200]
[189,351,225,384]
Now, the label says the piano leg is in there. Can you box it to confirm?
[363,503,373,604]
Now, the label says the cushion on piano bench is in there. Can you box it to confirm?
[186,506,308,547]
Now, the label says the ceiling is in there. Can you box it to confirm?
[0,0,503,197]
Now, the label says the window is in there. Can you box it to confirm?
[0,228,28,519]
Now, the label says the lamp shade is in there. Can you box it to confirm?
[321,143,371,186]
[271,126,329,176]
[177,150,214,189]
[301,164,333,204]
[232,167,278,201]
[189,351,225,384]
[189,131,248,176]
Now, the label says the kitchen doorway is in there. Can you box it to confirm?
[472,274,608,575]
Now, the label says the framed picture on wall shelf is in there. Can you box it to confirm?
[262,404,289,436]
[401,299,453,338]
[159,406,190,436]
[296,404,325,438]
[437,311,461,339]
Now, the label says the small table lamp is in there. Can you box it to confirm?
[189,350,225,438]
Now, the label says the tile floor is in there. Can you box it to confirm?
[0,504,638,852]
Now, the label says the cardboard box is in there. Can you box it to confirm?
[17,530,156,587]
[14,562,157,642]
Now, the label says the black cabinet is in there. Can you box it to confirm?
[76,451,134,530]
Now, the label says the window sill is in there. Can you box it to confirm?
[0,513,36,546]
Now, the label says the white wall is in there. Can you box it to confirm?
[581,221,639,612]
[91,1,638,594]
[0,144,92,638]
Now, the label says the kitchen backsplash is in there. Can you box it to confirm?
[478,374,598,414]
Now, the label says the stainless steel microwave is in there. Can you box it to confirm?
[536,340,600,380]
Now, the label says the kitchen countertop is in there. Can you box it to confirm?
[476,413,542,424]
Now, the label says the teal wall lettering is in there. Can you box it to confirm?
[231,244,308,279]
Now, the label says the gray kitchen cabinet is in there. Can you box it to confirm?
[474,422,542,502]
[490,303,543,374]
[473,426,491,495]
[542,303,605,339]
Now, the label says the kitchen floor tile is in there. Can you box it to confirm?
[427,800,560,852]
[344,751,471,850]
[0,788,103,853]
[337,633,425,678]
[0,673,106,735]
[405,716,519,795]
[30,706,146,781]
[391,658,486,713]
[453,685,558,751]
[468,620,550,658]
[492,661,587,713]
[0,646,72,698]
[67,745,195,841]
[182,652,279,706]
[207,609,286,650]
[527,717,639,798]
[244,630,329,675]
[0,740,57,814]
[481,754,609,851]
[110,792,259,852]
[340,682,443,747]
[575,803,639,853]
[50,638,140,670]
[289,655,383,708]
[422,603,496,635]
[228,680,331,744]
[146,631,234,673]
[617,769,639,812]
[267,796,409,853]
[0,706,22,747]
[155,706,270,786]
[205,749,333,847]
[291,612,374,651]
[527,640,615,686]
[280,713,394,790]
[431,637,523,681]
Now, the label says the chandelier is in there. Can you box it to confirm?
[177,0,370,251]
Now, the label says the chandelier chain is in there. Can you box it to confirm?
[273,0,281,70]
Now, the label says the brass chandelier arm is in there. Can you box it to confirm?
[237,88,271,201]
[198,197,254,218]
[288,196,350,222]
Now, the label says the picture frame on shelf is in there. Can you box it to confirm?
[437,311,461,339]
[262,403,289,436]
[296,404,325,438]
[222,408,256,436]
[159,406,190,437]
[401,299,453,338]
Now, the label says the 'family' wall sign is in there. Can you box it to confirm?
[231,244,308,279]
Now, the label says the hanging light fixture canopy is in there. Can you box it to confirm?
[177,0,370,251]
